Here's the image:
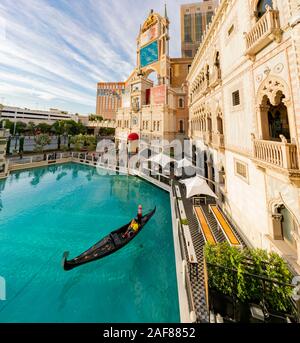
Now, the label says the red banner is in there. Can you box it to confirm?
[151,85,166,105]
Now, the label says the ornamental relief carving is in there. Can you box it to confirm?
[257,76,290,106]
[273,63,284,74]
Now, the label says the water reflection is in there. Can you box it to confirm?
[0,180,5,212]
[110,175,143,204]
[56,172,67,181]
[24,164,98,186]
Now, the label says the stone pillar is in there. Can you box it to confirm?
[271,214,283,240]
[257,104,270,140]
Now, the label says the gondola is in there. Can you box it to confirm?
[62,207,156,271]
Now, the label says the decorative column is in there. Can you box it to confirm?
[257,104,270,140]
[271,213,283,240]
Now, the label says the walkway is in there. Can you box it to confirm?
[174,180,247,323]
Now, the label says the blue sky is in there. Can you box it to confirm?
[0,0,199,115]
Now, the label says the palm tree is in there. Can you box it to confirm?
[34,134,51,152]
[27,122,36,136]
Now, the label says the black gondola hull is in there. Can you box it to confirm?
[62,207,156,271]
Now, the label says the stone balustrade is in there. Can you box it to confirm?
[203,131,212,145]
[87,120,117,129]
[212,132,225,149]
[253,138,299,171]
[245,9,282,58]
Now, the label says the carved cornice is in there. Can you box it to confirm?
[188,0,231,79]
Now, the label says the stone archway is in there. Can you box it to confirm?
[216,108,224,135]
[250,0,274,20]
[270,199,300,264]
[256,76,293,141]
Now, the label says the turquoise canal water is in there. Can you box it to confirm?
[0,163,179,323]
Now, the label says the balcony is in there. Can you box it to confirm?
[245,9,282,59]
[203,131,212,145]
[252,138,300,184]
[192,79,210,101]
[209,68,222,88]
[212,132,225,150]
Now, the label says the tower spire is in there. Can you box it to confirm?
[164,3,168,19]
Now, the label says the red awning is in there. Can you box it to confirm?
[128,133,139,141]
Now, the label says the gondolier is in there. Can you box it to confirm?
[62,206,156,271]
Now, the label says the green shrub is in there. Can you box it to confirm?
[204,243,294,313]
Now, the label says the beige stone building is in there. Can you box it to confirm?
[115,8,192,152]
[187,0,300,272]
[181,0,219,58]
[96,82,125,120]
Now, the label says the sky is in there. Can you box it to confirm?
[0,0,200,115]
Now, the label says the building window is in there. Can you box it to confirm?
[228,24,234,36]
[184,50,193,58]
[195,13,203,42]
[184,14,192,43]
[179,120,184,133]
[257,0,273,18]
[157,121,160,131]
[235,160,248,182]
[232,90,240,106]
[206,11,214,25]
[179,98,184,108]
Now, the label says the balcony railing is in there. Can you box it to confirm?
[88,120,117,129]
[245,9,282,58]
[212,132,225,149]
[253,138,299,171]
[192,79,210,101]
[203,131,212,145]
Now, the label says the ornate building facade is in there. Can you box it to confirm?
[115,8,192,152]
[187,0,300,272]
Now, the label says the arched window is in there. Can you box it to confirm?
[179,120,184,133]
[217,116,224,135]
[179,98,184,108]
[214,51,220,68]
[262,94,290,141]
[207,116,212,132]
[273,205,297,250]
[280,206,297,249]
[257,0,273,18]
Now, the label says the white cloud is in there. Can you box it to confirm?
[0,0,196,113]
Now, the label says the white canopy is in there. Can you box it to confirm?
[180,175,218,199]
[146,153,175,168]
[175,158,194,169]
